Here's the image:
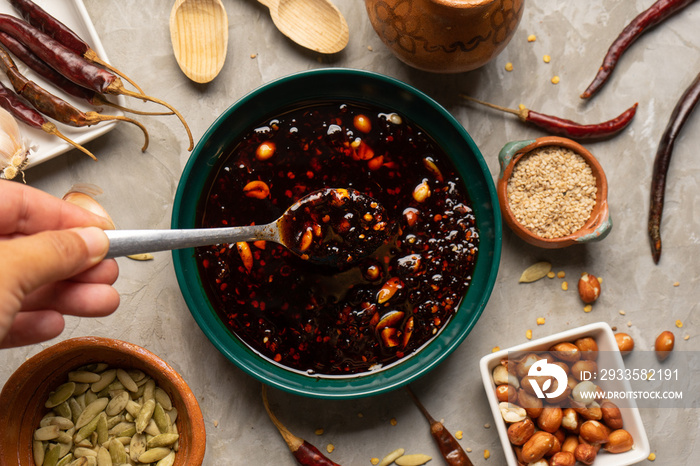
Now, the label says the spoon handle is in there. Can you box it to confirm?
[104,224,278,259]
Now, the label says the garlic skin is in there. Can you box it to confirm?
[0,107,29,181]
[62,184,116,229]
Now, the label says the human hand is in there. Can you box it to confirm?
[0,181,119,348]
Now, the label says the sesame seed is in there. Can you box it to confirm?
[507,146,597,239]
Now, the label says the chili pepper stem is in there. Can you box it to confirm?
[84,112,149,152]
[261,384,304,453]
[92,94,175,116]
[107,81,193,151]
[460,94,529,121]
[42,121,96,160]
[84,48,146,96]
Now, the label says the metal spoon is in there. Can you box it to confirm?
[256,0,349,54]
[105,188,388,266]
[169,0,228,83]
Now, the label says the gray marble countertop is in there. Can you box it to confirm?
[2,1,699,464]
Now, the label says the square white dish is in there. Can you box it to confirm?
[0,0,126,169]
[479,322,650,465]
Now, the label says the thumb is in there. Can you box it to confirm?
[1,227,109,297]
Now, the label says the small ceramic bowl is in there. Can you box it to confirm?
[497,136,612,248]
[479,322,650,466]
[0,337,206,466]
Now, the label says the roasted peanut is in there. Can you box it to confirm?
[255,141,276,160]
[561,435,579,454]
[571,360,598,382]
[571,381,598,405]
[604,429,634,453]
[578,273,601,303]
[521,431,555,463]
[507,418,535,446]
[600,401,623,430]
[515,353,542,379]
[579,420,610,445]
[550,451,576,466]
[550,342,581,362]
[575,401,603,421]
[574,443,598,465]
[536,407,563,433]
[517,389,543,419]
[574,337,599,361]
[492,364,519,389]
[561,408,580,432]
[243,180,270,199]
[614,332,634,356]
[412,181,430,202]
[499,402,527,423]
[496,384,518,403]
[655,331,675,361]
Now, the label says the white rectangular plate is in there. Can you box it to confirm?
[0,0,126,169]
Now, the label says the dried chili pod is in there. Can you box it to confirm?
[648,71,700,263]
[461,94,637,140]
[406,386,473,466]
[262,385,341,466]
[0,80,95,160]
[0,44,149,151]
[581,0,697,99]
[9,0,146,95]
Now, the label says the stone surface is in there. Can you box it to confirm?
[2,1,698,464]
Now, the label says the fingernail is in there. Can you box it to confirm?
[75,226,109,261]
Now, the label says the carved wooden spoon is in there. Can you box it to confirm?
[257,0,349,54]
[170,0,229,83]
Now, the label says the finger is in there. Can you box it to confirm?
[0,310,64,349]
[0,182,114,235]
[20,282,120,316]
[0,227,109,298]
[22,282,121,315]
[70,259,119,285]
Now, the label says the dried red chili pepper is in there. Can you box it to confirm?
[461,95,638,140]
[0,80,95,159]
[0,13,193,150]
[406,386,473,466]
[0,31,172,117]
[0,44,149,151]
[581,0,697,99]
[648,71,700,264]
[9,0,145,94]
[262,385,342,466]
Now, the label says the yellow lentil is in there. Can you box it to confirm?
[551,75,560,84]
[562,281,568,291]
[536,317,545,325]
[543,55,551,63]
[527,34,536,42]
[526,329,533,339]
[583,305,593,313]
[505,62,514,71]
[676,320,683,328]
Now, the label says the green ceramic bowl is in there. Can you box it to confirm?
[172,68,501,399]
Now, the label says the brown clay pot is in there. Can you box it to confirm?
[497,136,612,249]
[364,0,525,73]
[0,336,206,466]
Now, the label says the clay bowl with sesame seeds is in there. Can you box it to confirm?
[496,136,611,249]
[171,68,502,399]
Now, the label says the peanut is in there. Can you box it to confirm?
[614,332,634,356]
[604,429,634,453]
[655,331,675,361]
[507,418,535,446]
[550,451,576,466]
[561,435,579,454]
[521,431,555,463]
[550,342,581,362]
[574,337,599,360]
[536,407,562,433]
[600,401,623,430]
[578,273,601,303]
[574,443,598,465]
[579,420,610,445]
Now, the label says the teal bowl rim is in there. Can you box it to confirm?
[171,68,502,399]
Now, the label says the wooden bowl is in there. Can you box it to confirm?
[0,336,206,466]
[496,136,612,248]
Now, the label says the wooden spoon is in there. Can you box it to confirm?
[170,0,229,83]
[257,0,349,54]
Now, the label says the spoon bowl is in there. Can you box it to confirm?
[105,188,388,266]
[170,0,228,83]
[257,0,349,54]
